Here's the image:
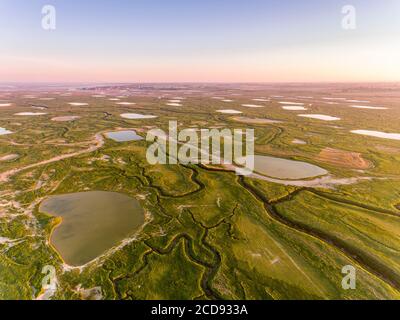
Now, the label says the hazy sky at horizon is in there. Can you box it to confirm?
[0,0,399,82]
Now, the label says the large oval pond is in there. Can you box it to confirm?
[40,191,145,266]
[237,155,328,180]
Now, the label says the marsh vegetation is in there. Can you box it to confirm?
[1,83,400,300]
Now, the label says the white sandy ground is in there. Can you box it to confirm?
[221,99,234,102]
[14,112,47,116]
[322,97,346,100]
[39,98,55,101]
[74,285,103,300]
[216,109,242,114]
[51,116,80,122]
[68,102,89,106]
[0,103,12,107]
[0,237,25,254]
[116,102,136,105]
[282,106,308,111]
[351,105,388,110]
[168,100,182,103]
[0,128,13,135]
[0,237,18,244]
[232,117,282,124]
[166,103,183,107]
[351,130,400,140]
[292,139,307,145]
[279,101,304,105]
[298,114,340,121]
[241,104,264,108]
[92,95,106,98]
[0,154,19,161]
[108,98,120,101]
[36,285,58,300]
[0,133,104,182]
[347,99,370,103]
[120,113,158,119]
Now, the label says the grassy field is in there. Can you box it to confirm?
[1,83,400,300]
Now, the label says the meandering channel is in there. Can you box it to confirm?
[237,175,400,291]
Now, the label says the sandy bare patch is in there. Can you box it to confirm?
[351,130,400,140]
[120,113,157,119]
[76,286,103,300]
[298,114,340,121]
[279,101,304,105]
[351,105,388,110]
[346,99,370,103]
[116,102,136,105]
[317,147,371,169]
[14,112,47,116]
[241,104,264,108]
[0,127,12,135]
[292,139,306,145]
[231,116,281,124]
[322,97,346,100]
[0,103,12,107]
[68,102,88,106]
[166,103,183,107]
[217,109,242,114]
[0,133,105,182]
[32,106,47,110]
[51,116,80,122]
[0,154,19,161]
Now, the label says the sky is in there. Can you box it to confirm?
[0,0,399,83]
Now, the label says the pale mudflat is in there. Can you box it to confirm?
[120,113,157,119]
[351,130,400,140]
[298,114,340,121]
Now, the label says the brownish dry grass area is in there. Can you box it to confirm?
[317,147,371,169]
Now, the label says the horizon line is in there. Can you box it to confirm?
[1,81,400,85]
